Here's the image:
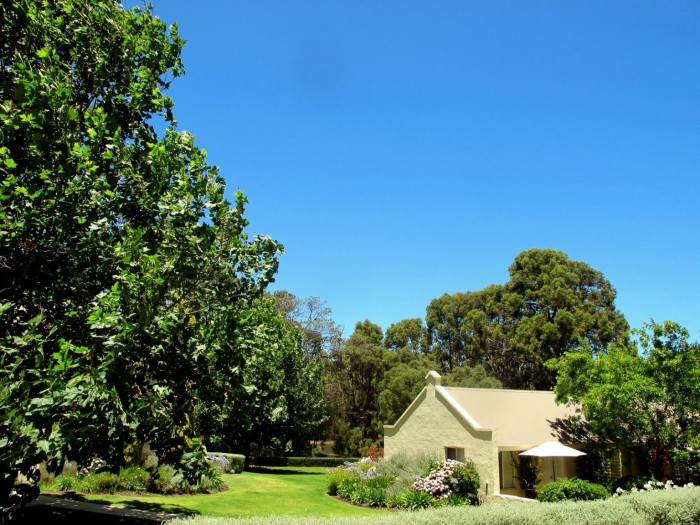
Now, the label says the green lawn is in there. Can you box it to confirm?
[64,467,387,518]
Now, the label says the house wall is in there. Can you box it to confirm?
[384,381,499,495]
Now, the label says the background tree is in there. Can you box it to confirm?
[0,0,281,510]
[195,297,326,466]
[426,249,628,389]
[425,293,470,372]
[384,318,428,354]
[379,324,434,426]
[271,290,343,359]
[324,320,387,455]
[442,364,503,389]
[504,248,629,388]
[553,321,700,479]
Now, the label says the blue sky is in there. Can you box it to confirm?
[134,1,699,339]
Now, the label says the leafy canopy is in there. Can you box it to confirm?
[553,320,700,478]
[0,0,282,510]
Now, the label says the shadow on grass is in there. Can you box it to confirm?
[13,505,186,525]
[55,492,199,515]
[245,467,324,476]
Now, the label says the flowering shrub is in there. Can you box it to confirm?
[80,458,107,476]
[327,453,479,509]
[207,454,230,473]
[358,444,384,461]
[614,478,695,496]
[411,459,480,503]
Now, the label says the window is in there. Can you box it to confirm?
[445,447,465,462]
[499,451,515,489]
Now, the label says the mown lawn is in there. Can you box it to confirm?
[63,467,387,518]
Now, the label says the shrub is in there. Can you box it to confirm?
[80,458,107,476]
[207,454,228,473]
[538,477,610,502]
[250,456,361,468]
[217,453,245,474]
[444,492,470,506]
[327,466,356,496]
[401,489,436,510]
[515,455,541,490]
[336,478,359,499]
[79,472,120,494]
[61,461,78,478]
[612,475,654,494]
[377,451,440,496]
[328,453,481,510]
[386,492,405,509]
[412,459,480,503]
[672,447,700,484]
[56,475,76,492]
[358,444,384,461]
[345,485,386,507]
[452,461,480,503]
[151,464,179,494]
[170,438,223,492]
[251,457,288,467]
[364,487,386,507]
[118,466,150,492]
[154,462,223,495]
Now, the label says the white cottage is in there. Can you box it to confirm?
[383,371,581,495]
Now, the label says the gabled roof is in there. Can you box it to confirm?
[443,386,573,449]
[385,371,575,450]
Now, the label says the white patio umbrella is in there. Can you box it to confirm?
[519,441,586,481]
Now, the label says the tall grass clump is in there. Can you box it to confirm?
[376,450,440,498]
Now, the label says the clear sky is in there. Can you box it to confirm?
[131,1,699,339]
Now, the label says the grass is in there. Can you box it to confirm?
[166,486,700,525]
[52,467,387,518]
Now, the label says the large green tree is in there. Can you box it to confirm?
[0,0,280,510]
[553,321,700,479]
[426,249,628,389]
[195,297,326,466]
[505,248,628,388]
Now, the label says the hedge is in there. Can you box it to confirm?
[169,485,700,525]
[251,457,358,468]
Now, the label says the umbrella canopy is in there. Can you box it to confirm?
[519,441,586,458]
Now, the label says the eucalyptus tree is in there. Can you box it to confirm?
[325,320,387,454]
[426,249,628,389]
[271,290,343,359]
